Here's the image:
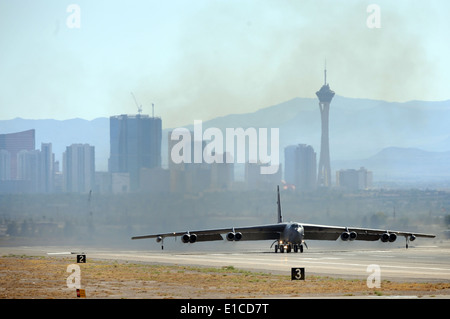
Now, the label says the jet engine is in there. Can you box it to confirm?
[156,236,163,243]
[380,232,397,242]
[340,231,357,241]
[409,234,416,241]
[182,233,197,243]
[340,232,350,241]
[389,233,397,242]
[226,232,242,241]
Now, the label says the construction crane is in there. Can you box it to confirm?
[131,92,142,114]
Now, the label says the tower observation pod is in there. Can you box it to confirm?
[315,66,335,187]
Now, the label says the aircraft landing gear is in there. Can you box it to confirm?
[293,244,304,253]
[274,244,287,253]
[274,243,303,253]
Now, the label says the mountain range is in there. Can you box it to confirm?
[1,96,449,183]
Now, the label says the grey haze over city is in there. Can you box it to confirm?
[1,95,449,185]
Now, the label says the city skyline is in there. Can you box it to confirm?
[1,1,450,128]
[1,92,449,180]
[0,114,371,193]
[3,106,449,194]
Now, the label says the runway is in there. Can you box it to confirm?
[7,240,450,283]
[94,247,450,283]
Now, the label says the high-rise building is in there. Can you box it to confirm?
[0,129,35,180]
[0,150,11,180]
[316,66,335,187]
[168,130,212,193]
[336,167,373,190]
[40,143,54,193]
[245,161,282,191]
[109,114,162,191]
[210,153,234,190]
[0,130,56,193]
[284,144,317,191]
[16,149,39,189]
[63,144,95,193]
[15,143,55,193]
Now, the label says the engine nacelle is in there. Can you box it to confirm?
[380,233,390,242]
[182,233,197,243]
[341,231,357,241]
[381,232,397,242]
[156,236,163,243]
[409,234,416,241]
[182,234,190,243]
[226,232,242,241]
[389,233,397,242]
[340,232,350,241]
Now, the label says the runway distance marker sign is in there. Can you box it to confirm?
[77,254,86,263]
[291,267,305,280]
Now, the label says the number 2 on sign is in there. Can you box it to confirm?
[77,254,86,263]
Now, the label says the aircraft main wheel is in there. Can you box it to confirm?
[274,245,278,253]
[280,245,284,253]
[293,244,298,253]
[300,244,304,253]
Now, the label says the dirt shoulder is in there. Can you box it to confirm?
[1,254,450,299]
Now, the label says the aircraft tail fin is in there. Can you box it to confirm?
[277,185,282,223]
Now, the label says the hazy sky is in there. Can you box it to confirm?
[1,0,449,128]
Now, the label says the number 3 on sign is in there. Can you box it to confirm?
[291,267,305,280]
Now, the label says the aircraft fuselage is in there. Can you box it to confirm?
[276,222,305,253]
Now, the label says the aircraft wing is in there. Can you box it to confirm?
[302,223,436,241]
[131,186,436,250]
[131,223,286,242]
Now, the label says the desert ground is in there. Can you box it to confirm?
[2,253,450,299]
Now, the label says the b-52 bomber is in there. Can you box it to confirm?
[132,186,436,252]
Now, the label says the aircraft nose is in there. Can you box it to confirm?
[290,228,301,242]
[296,226,304,240]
